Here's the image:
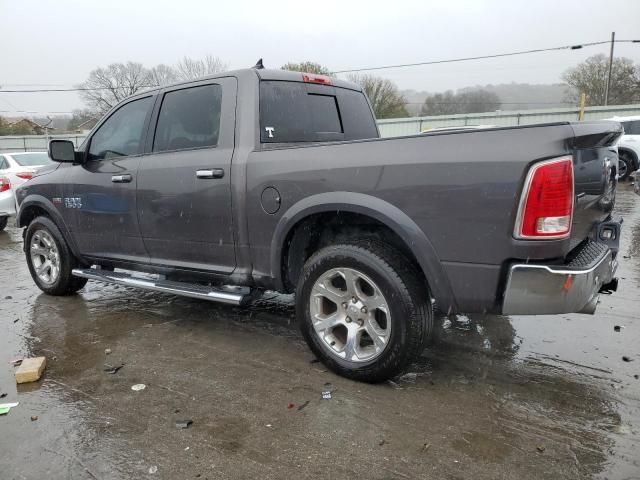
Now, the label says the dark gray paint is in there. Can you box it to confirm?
[15,68,622,314]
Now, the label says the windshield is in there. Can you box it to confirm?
[621,121,640,135]
[13,153,53,167]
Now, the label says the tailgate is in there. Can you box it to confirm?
[569,121,623,251]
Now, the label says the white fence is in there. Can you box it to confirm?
[2,103,640,151]
[377,103,640,137]
[0,134,87,154]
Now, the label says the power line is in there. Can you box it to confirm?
[2,38,638,94]
[333,39,640,74]
[0,85,159,93]
[0,110,75,114]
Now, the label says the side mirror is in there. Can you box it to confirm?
[48,140,77,163]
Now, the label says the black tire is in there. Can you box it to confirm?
[25,216,88,295]
[296,239,433,383]
[0,216,7,232]
[618,151,632,181]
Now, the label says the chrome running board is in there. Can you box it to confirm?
[72,268,249,305]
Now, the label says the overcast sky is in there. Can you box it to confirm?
[1,0,639,115]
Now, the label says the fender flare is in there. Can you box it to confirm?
[270,191,456,311]
[17,195,82,259]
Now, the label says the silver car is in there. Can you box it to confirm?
[0,152,53,231]
[0,152,53,188]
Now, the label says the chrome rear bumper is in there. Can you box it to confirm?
[502,242,616,315]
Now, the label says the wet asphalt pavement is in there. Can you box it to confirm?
[0,188,639,480]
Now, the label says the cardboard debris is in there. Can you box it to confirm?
[15,357,46,384]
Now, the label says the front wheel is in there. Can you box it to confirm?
[296,240,433,383]
[0,216,7,232]
[25,216,88,295]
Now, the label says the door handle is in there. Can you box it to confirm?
[111,174,132,183]
[196,168,224,179]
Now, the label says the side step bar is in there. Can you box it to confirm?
[72,268,250,306]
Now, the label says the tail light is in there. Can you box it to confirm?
[0,177,10,193]
[16,172,34,181]
[302,74,332,85]
[514,156,574,239]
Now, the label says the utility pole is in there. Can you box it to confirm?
[604,31,615,106]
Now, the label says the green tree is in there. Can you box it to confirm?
[347,74,408,119]
[0,116,10,135]
[562,54,640,105]
[281,62,331,75]
[421,89,501,115]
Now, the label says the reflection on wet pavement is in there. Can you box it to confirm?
[0,188,638,479]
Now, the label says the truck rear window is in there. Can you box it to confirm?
[260,81,377,143]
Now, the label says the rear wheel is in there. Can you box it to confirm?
[296,239,432,382]
[618,151,632,181]
[25,216,87,295]
[0,216,7,232]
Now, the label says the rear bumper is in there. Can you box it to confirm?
[502,241,617,315]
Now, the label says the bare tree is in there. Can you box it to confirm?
[148,64,179,87]
[174,55,227,81]
[421,89,501,115]
[67,109,99,132]
[347,74,408,119]
[77,62,153,114]
[281,61,331,75]
[563,54,640,106]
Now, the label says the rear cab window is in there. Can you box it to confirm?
[259,81,378,144]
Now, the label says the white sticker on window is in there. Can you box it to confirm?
[265,127,275,138]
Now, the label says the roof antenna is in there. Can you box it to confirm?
[253,58,264,70]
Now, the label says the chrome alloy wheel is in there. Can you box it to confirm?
[310,267,391,362]
[30,229,60,285]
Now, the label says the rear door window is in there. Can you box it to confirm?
[260,81,377,144]
[153,84,222,152]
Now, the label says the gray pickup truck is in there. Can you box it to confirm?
[15,67,623,382]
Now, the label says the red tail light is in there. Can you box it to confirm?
[16,172,34,181]
[0,177,10,193]
[302,73,332,85]
[515,156,574,239]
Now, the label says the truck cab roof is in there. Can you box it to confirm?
[138,68,363,97]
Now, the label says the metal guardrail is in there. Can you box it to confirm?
[0,134,87,153]
[377,104,640,137]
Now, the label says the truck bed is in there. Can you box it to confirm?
[246,120,622,313]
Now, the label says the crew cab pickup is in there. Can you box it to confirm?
[15,67,623,382]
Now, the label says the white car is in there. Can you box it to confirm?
[0,151,54,188]
[606,116,640,181]
[0,152,53,231]
[0,175,16,231]
[421,125,496,134]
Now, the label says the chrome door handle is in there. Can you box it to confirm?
[196,168,224,179]
[111,174,132,183]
